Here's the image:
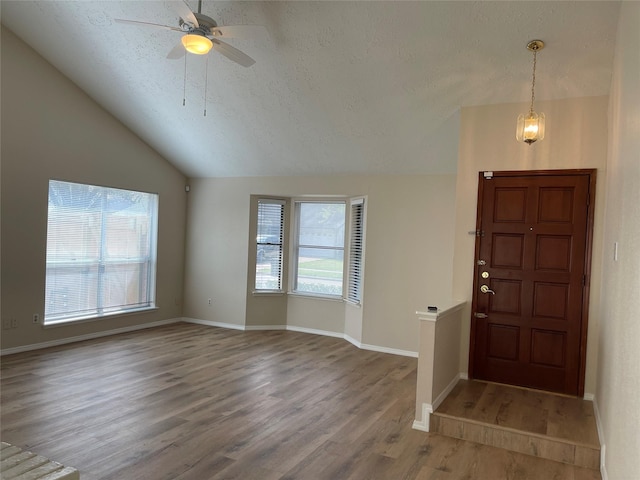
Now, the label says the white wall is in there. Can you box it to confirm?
[454,96,609,396]
[183,174,457,353]
[0,28,187,350]
[597,2,640,478]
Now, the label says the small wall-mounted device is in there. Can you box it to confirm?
[427,306,438,312]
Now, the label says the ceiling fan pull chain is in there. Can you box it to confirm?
[183,53,187,107]
[204,54,209,116]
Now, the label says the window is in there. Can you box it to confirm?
[293,201,346,297]
[347,198,365,304]
[44,180,158,324]
[255,199,285,291]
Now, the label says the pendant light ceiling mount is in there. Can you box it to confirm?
[516,39,546,145]
[526,39,545,53]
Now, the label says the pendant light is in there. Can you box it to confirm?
[516,40,545,145]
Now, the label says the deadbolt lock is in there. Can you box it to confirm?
[481,271,489,279]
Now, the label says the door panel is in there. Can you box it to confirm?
[470,170,595,396]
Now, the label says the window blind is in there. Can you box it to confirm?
[347,198,365,303]
[45,180,158,323]
[255,199,285,290]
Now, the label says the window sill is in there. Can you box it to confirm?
[287,291,344,302]
[252,290,285,296]
[43,306,159,328]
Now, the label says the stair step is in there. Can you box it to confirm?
[430,380,600,470]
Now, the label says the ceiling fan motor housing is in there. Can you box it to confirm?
[181,12,218,38]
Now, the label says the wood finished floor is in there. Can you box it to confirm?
[1,323,601,480]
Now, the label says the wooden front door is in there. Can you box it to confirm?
[469,170,596,396]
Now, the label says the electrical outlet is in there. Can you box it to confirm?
[33,314,39,323]
[208,298,212,305]
[3,318,18,329]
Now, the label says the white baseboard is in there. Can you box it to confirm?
[600,445,607,480]
[412,372,465,433]
[182,318,417,358]
[592,396,608,480]
[432,373,464,412]
[0,318,181,356]
[344,332,418,358]
[584,392,595,401]
[358,342,418,358]
[412,403,433,432]
[1,316,416,359]
[287,325,344,339]
[344,330,418,358]
[182,317,245,331]
[244,324,287,331]
[344,334,361,349]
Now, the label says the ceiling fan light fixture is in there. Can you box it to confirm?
[181,33,213,55]
[516,40,545,145]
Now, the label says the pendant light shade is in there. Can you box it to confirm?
[516,111,545,145]
[181,34,213,55]
[516,40,545,145]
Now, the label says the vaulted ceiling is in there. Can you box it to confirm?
[1,1,621,177]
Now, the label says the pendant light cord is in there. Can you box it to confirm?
[183,53,187,106]
[529,48,537,115]
[204,54,209,116]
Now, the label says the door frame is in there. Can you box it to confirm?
[468,169,597,397]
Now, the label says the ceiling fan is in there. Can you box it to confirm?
[115,0,261,67]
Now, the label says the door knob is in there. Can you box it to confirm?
[480,285,496,295]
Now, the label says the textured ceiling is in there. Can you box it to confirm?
[1,1,621,177]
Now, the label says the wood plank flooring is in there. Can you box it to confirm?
[1,323,601,479]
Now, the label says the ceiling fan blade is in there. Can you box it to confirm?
[167,42,186,60]
[211,38,255,67]
[115,18,182,32]
[171,0,199,28]
[210,25,268,40]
